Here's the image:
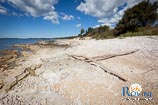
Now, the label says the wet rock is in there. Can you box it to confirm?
[0,50,18,72]
[21,51,31,57]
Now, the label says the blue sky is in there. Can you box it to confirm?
[0,0,155,38]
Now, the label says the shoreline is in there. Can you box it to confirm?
[0,36,158,105]
[0,38,72,76]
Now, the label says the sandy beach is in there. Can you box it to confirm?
[0,36,158,105]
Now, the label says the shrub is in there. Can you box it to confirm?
[119,26,158,37]
[115,0,158,36]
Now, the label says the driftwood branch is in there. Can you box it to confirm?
[4,64,42,92]
[67,54,127,82]
[91,49,139,61]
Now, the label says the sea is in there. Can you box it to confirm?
[0,38,53,50]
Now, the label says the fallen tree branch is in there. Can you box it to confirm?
[67,54,127,82]
[4,64,42,92]
[91,49,139,61]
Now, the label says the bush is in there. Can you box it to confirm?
[119,26,158,37]
[92,30,114,39]
[115,0,158,36]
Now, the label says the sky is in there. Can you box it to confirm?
[0,0,157,38]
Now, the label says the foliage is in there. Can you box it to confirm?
[87,27,93,33]
[80,28,85,35]
[119,26,158,37]
[114,0,158,36]
[83,25,110,36]
[77,1,158,39]
[92,30,114,40]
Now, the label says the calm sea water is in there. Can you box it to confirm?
[0,38,53,50]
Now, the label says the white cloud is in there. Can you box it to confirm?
[77,0,157,27]
[98,7,126,27]
[76,24,81,28]
[92,24,100,28]
[93,24,107,28]
[1,0,59,24]
[44,11,59,24]
[0,4,7,14]
[61,13,74,21]
[0,8,7,14]
[77,0,125,18]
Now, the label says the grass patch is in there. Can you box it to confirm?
[92,31,115,40]
[119,27,158,38]
[90,27,158,39]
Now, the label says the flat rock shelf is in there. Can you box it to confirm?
[0,36,158,105]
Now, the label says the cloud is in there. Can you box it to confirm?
[92,24,100,28]
[76,24,81,28]
[44,11,59,24]
[97,7,126,27]
[0,0,59,24]
[0,8,7,14]
[0,0,5,2]
[0,4,7,14]
[92,24,106,28]
[77,0,157,27]
[61,13,74,21]
[77,0,124,18]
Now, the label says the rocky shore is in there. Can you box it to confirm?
[0,50,19,76]
[0,36,158,105]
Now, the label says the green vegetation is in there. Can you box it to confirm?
[119,26,158,37]
[79,25,114,39]
[78,28,85,37]
[79,0,158,39]
[114,0,158,36]
[80,28,85,35]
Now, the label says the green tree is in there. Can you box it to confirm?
[80,28,85,35]
[98,25,109,33]
[88,27,93,33]
[114,0,158,35]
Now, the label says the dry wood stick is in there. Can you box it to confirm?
[92,49,139,61]
[67,54,127,82]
